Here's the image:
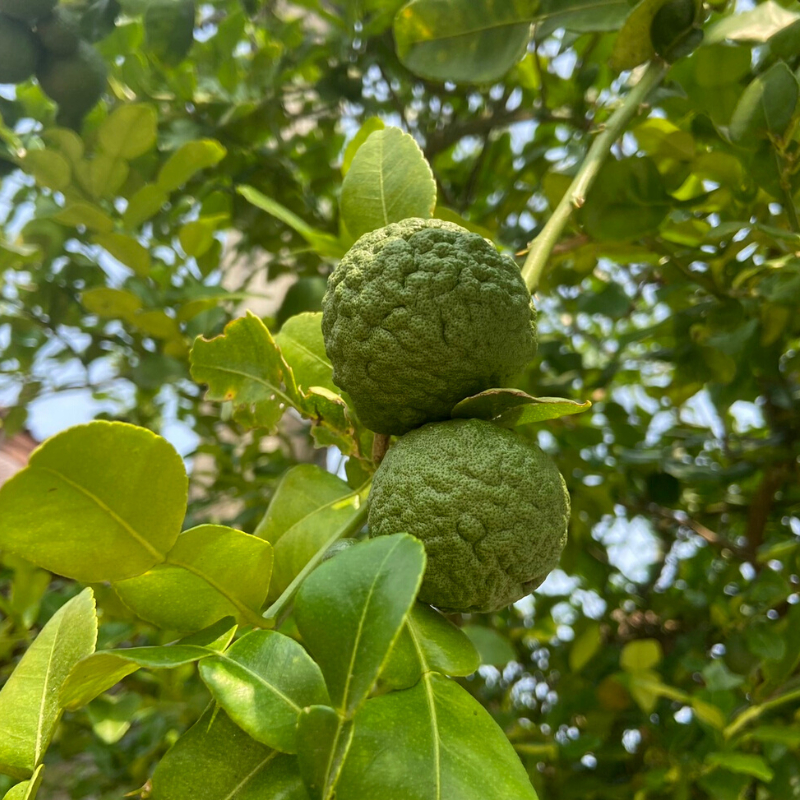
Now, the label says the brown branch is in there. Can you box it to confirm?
[745,465,790,562]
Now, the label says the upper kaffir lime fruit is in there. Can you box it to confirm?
[0,14,40,84]
[35,8,82,57]
[0,0,55,21]
[368,418,570,613]
[37,41,107,129]
[322,219,537,435]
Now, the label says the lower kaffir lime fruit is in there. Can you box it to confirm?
[322,218,537,435]
[368,418,570,613]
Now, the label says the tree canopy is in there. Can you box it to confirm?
[1,1,800,799]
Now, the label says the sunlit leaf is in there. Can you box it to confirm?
[0,422,187,583]
[340,127,436,239]
[0,590,97,780]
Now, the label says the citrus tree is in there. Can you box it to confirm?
[1,1,800,799]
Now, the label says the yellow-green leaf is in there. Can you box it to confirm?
[0,422,187,583]
[98,103,158,160]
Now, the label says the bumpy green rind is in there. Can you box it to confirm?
[0,0,55,22]
[322,219,538,435]
[0,15,40,84]
[35,8,81,57]
[37,41,107,124]
[368,419,570,613]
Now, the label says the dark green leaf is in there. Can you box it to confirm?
[295,535,426,717]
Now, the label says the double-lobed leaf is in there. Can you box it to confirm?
[3,765,44,800]
[200,630,329,753]
[340,127,436,240]
[257,465,363,601]
[151,707,308,800]
[296,706,350,800]
[380,603,480,691]
[113,525,273,632]
[336,673,539,799]
[295,534,426,718]
[0,422,188,583]
[0,589,97,780]
[452,388,591,428]
[60,618,237,710]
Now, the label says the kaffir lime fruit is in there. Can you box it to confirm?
[368,418,570,613]
[322,219,537,435]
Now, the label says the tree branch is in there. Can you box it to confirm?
[521,61,668,293]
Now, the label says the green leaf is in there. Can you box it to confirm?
[151,708,308,800]
[381,603,480,690]
[190,311,294,430]
[75,155,130,200]
[340,127,436,240]
[579,157,671,241]
[158,140,227,193]
[93,233,151,276]
[113,525,273,632]
[179,219,215,258]
[535,0,630,37]
[191,312,353,445]
[611,0,673,71]
[704,1,799,45]
[744,619,786,662]
[451,388,591,427]
[54,202,114,233]
[620,639,663,672]
[200,630,329,753]
[41,128,83,167]
[275,312,337,395]
[60,618,236,710]
[145,0,196,65]
[569,623,603,673]
[3,765,44,800]
[81,287,143,320]
[22,150,71,192]
[462,626,517,667]
[237,186,346,258]
[123,184,167,229]
[705,752,775,782]
[98,103,158,160]
[0,589,97,780]
[0,422,187,583]
[394,0,534,84]
[86,693,140,745]
[342,117,385,176]
[729,62,799,144]
[337,673,538,799]
[296,706,349,800]
[259,465,362,601]
[295,534,426,717]
[746,726,800,747]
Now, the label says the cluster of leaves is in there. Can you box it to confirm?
[0,0,799,798]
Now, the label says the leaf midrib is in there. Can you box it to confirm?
[37,467,163,561]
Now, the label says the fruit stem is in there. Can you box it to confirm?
[372,433,391,465]
[521,60,668,293]
[262,491,371,626]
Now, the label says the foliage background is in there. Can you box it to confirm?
[1,0,800,798]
